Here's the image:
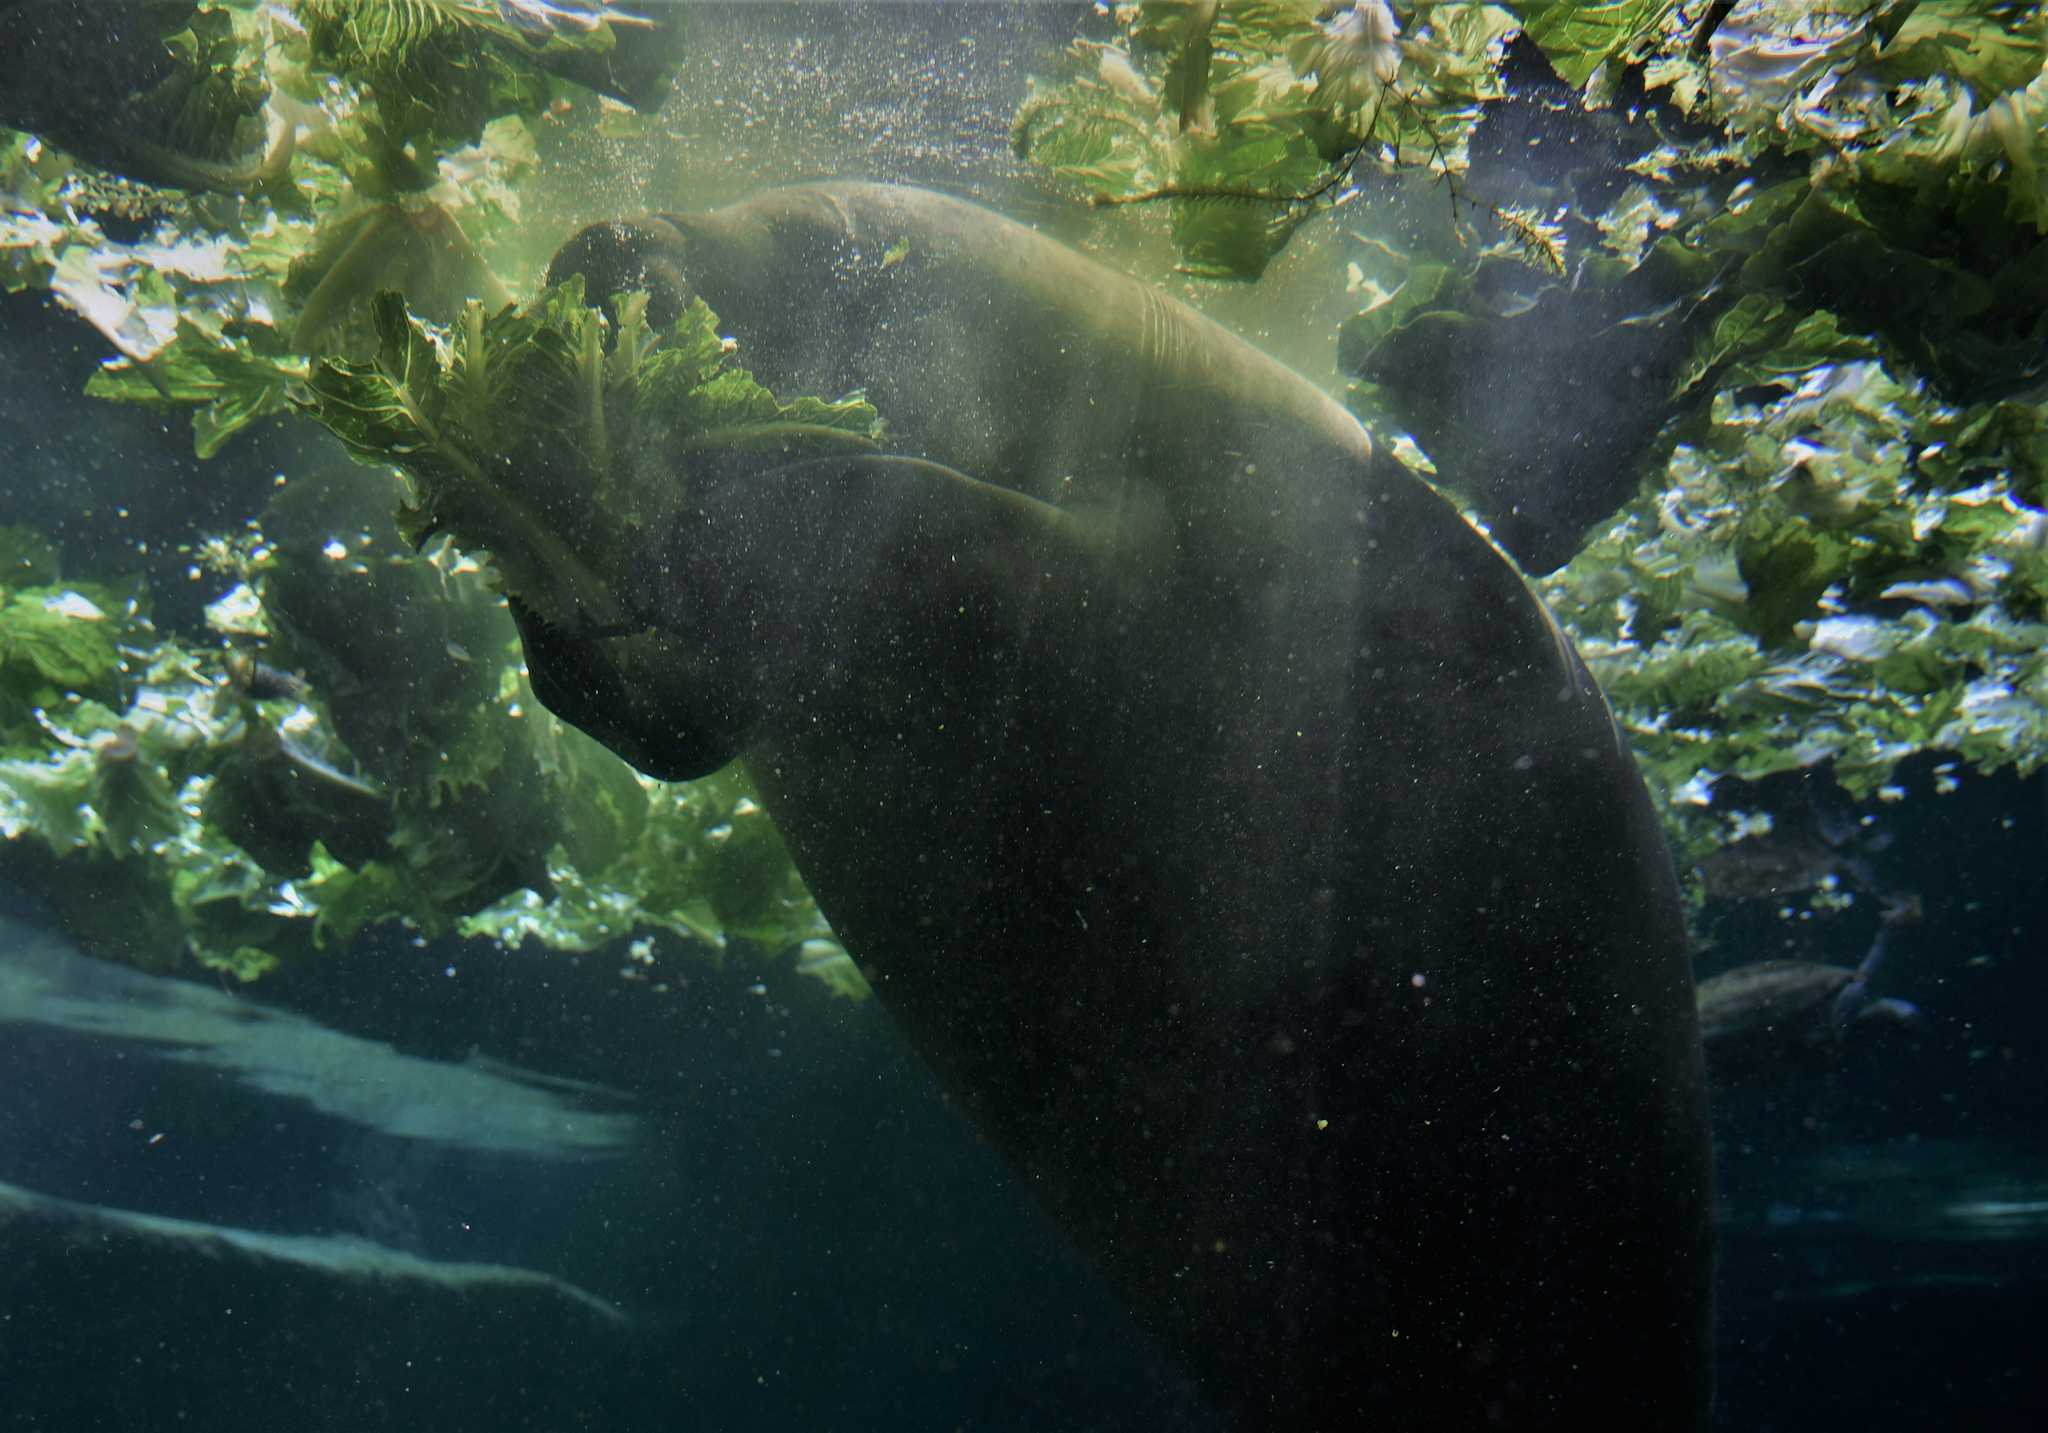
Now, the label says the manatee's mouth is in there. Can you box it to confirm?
[545,217,691,332]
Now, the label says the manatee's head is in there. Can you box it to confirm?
[546,216,693,331]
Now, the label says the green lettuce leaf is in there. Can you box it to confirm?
[298,280,881,631]
[1545,346,2048,815]
[1011,1,1516,278]
[294,0,679,194]
[1517,0,1675,87]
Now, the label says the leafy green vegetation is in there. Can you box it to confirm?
[300,281,879,632]
[0,475,846,986]
[0,0,867,990]
[1012,1,1518,277]
[292,0,670,196]
[1517,0,1674,87]
[1543,355,2048,858]
[1,0,671,457]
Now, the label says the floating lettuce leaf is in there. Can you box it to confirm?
[0,589,123,695]
[4,0,671,460]
[298,280,881,631]
[0,0,281,194]
[294,0,679,194]
[1335,258,1455,366]
[464,766,835,969]
[85,317,310,459]
[294,842,410,949]
[0,571,312,979]
[1517,0,1675,88]
[1,175,320,457]
[1545,348,2048,818]
[1012,1,1515,278]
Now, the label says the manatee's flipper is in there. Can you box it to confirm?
[634,455,1102,676]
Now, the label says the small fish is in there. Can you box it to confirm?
[224,649,310,703]
[1696,911,1925,1086]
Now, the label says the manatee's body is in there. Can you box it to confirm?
[528,183,1714,1429]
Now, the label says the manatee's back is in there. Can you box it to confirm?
[660,183,1371,505]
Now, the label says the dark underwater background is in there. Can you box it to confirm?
[2,5,2045,1430]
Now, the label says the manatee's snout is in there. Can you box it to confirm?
[546,217,691,330]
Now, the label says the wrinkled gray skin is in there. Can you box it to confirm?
[524,183,1714,1430]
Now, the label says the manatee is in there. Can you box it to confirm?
[524,182,1715,1429]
